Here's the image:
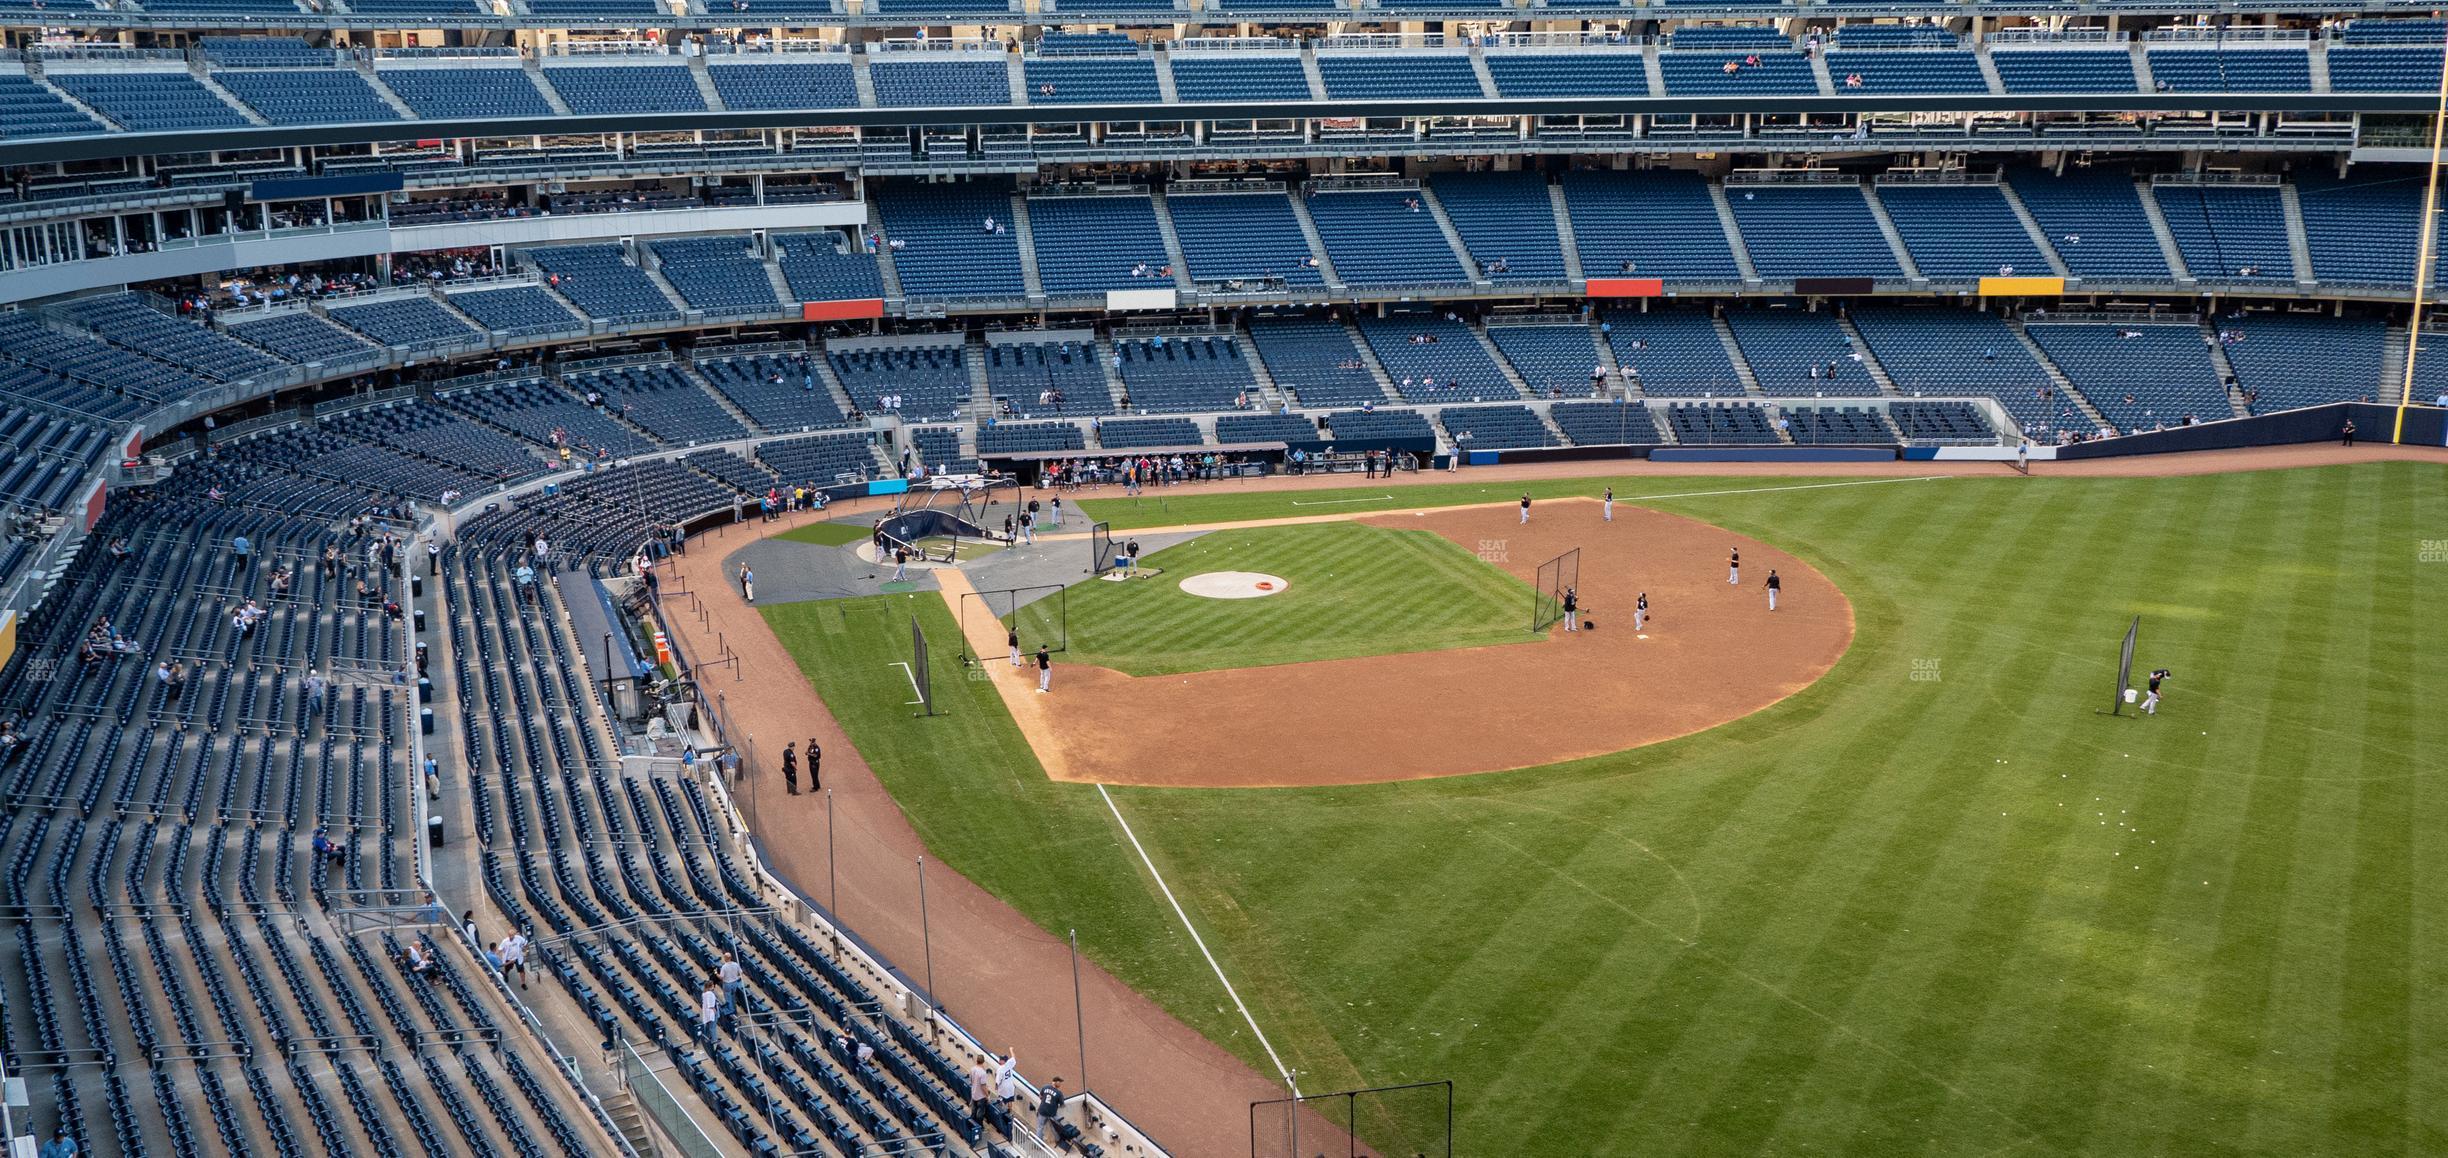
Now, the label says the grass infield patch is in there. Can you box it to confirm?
[776,521,879,547]
[1043,522,1539,676]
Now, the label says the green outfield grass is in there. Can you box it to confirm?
[777,521,878,547]
[1023,523,1537,676]
[771,462,2448,1157]
[1071,474,1837,531]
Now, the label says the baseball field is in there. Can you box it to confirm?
[758,459,2445,1156]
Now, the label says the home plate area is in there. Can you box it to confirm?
[1179,571,1290,599]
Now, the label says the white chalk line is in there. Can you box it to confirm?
[1096,782,1302,1097]
[886,661,924,706]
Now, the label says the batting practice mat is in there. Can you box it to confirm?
[1531,547,1581,632]
[955,584,1070,664]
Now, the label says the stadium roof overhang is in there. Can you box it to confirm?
[0,93,2420,167]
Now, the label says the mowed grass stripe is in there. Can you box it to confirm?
[769,464,2444,1157]
[1048,523,1537,675]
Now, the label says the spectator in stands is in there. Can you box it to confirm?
[404,940,432,975]
[230,532,252,571]
[993,1053,1024,1107]
[302,669,328,727]
[498,930,530,988]
[1036,1078,1067,1140]
[718,953,744,1013]
[36,1127,73,1158]
[160,661,187,703]
[312,827,346,866]
[0,721,23,767]
[698,984,722,1041]
[966,1060,994,1124]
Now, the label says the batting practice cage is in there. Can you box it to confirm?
[2111,614,2140,716]
[1091,521,1116,576]
[909,615,935,717]
[1531,547,1581,631]
[1251,1081,1453,1158]
[955,585,1070,664]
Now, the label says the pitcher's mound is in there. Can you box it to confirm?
[1180,571,1290,599]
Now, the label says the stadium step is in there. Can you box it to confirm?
[1233,329,1292,410]
[1339,317,1401,403]
[687,53,726,112]
[2277,183,2319,288]
[1467,49,1500,99]
[1547,180,1586,286]
[2135,182,2195,282]
[851,55,878,107]
[759,246,797,306]
[1711,314,1765,396]
[1147,188,1194,286]
[1706,184,1763,285]
[2128,41,2156,94]
[362,67,419,119]
[1858,185,1926,284]
[1469,319,1532,398]
[1007,54,1030,105]
[2198,322,2253,419]
[1996,179,2074,279]
[2007,316,2113,435]
[1975,46,2006,95]
[1808,50,1837,97]
[1834,314,1902,395]
[1286,194,1345,290]
[524,57,574,115]
[602,1091,658,1156]
[2308,40,2334,93]
[1154,55,1181,102]
[1589,320,1628,397]
[634,252,697,319]
[964,333,995,418]
[865,198,904,300]
[1416,183,1488,288]
[807,340,862,420]
[194,69,270,127]
[1094,335,1130,412]
[1297,45,1329,100]
[1009,194,1048,305]
[1641,44,1666,97]
[686,362,768,433]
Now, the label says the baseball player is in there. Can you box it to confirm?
[739,564,755,604]
[1727,548,1740,585]
[1766,569,1780,611]
[1519,495,1531,524]
[892,546,909,582]
[1561,587,1578,632]
[1036,645,1052,693]
[1633,592,1648,632]
[2141,668,2170,715]
[1008,628,1022,668]
[1602,487,1614,522]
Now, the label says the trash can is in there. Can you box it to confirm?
[417,677,433,704]
[411,574,424,599]
[419,706,435,735]
[413,608,427,634]
[427,814,444,848]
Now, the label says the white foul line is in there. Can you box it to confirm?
[1097,782,1302,1097]
[1625,475,1953,503]
[886,661,924,706]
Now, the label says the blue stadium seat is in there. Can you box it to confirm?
[1548,401,1663,445]
[1876,183,2052,279]
[543,64,708,114]
[1165,189,1325,288]
[1487,325,1604,398]
[0,75,104,139]
[1724,309,1881,397]
[869,57,1011,108]
[1315,55,1483,99]
[707,60,858,109]
[649,236,782,317]
[1022,56,1161,103]
[1484,53,1651,96]
[2151,184,2294,282]
[50,72,250,132]
[1440,405,1557,450]
[1822,50,1989,94]
[1358,316,1518,405]
[1561,170,1743,282]
[527,245,684,323]
[2295,170,2448,287]
[2002,168,2170,281]
[1026,195,1172,293]
[214,69,400,125]
[446,286,585,337]
[1248,317,1387,408]
[775,232,886,301]
[1113,335,1257,413]
[1167,56,1311,102]
[1725,185,1904,280]
[1988,48,2139,94]
[1304,189,1471,288]
[874,180,1027,300]
[328,297,482,349]
[2023,322,2230,432]
[1430,173,1567,285]
[1659,51,1817,95]
[1599,308,1744,397]
[377,68,555,119]
[2143,47,2310,93]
